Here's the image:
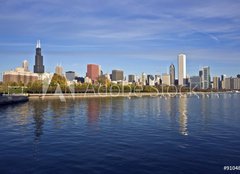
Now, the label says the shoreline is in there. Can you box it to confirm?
[28,91,238,99]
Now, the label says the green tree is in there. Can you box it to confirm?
[50,73,67,86]
[28,80,43,93]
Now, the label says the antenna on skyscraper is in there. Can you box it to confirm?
[36,40,41,48]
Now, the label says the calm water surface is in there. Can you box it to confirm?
[0,94,240,174]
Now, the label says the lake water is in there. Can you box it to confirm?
[0,94,240,174]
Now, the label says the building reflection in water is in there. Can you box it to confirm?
[86,98,124,126]
[18,104,29,125]
[49,99,69,128]
[178,96,188,136]
[110,98,125,123]
[168,97,178,126]
[31,99,47,141]
[87,98,101,124]
[31,99,48,162]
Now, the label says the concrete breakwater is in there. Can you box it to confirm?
[0,95,29,105]
[28,91,233,99]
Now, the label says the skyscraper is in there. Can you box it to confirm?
[224,77,234,90]
[22,60,29,72]
[178,54,186,86]
[221,74,226,81]
[213,76,220,90]
[34,40,45,73]
[112,70,124,81]
[162,73,171,86]
[66,71,76,81]
[55,65,63,76]
[169,64,175,85]
[190,76,201,89]
[202,66,211,89]
[142,73,147,86]
[155,75,161,85]
[128,75,136,83]
[147,75,155,86]
[86,64,100,83]
[233,78,240,90]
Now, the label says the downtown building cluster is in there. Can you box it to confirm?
[2,41,240,90]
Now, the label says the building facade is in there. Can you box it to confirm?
[128,75,136,83]
[190,76,201,89]
[55,65,63,76]
[112,70,124,82]
[22,60,29,72]
[34,40,45,73]
[162,73,170,86]
[3,61,39,85]
[141,73,147,86]
[66,71,76,81]
[202,66,211,89]
[155,75,161,85]
[178,54,186,86]
[147,75,155,86]
[86,64,100,83]
[213,77,220,90]
[233,78,240,90]
[169,64,175,85]
[224,77,234,90]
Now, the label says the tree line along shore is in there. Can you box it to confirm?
[0,73,232,95]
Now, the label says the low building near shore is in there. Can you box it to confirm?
[3,60,39,85]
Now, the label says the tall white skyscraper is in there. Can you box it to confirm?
[142,73,147,86]
[178,54,186,86]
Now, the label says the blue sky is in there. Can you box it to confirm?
[0,0,240,79]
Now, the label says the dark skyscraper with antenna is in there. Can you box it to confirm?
[34,40,45,73]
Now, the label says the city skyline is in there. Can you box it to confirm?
[1,2,240,174]
[1,0,240,78]
[1,44,239,83]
